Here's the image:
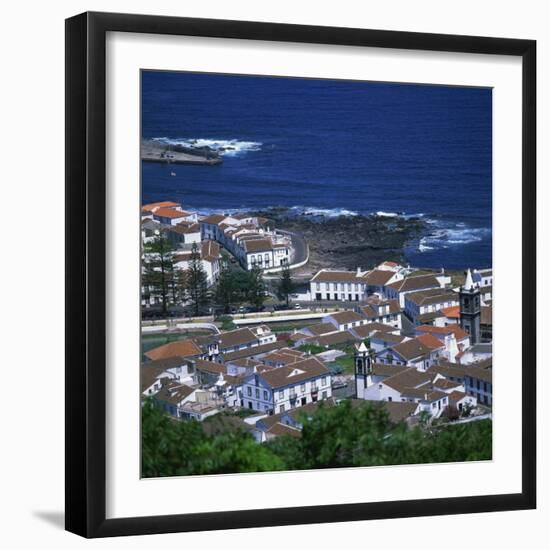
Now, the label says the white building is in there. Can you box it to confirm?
[404,288,459,325]
[385,273,449,307]
[241,357,332,414]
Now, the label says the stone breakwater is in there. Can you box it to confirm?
[249,207,427,273]
[141,139,223,165]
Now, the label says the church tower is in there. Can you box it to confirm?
[459,268,481,345]
[354,341,373,400]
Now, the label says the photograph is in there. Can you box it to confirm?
[139,70,493,478]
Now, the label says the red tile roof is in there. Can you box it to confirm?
[154,207,189,219]
[142,201,181,212]
[416,325,469,341]
[416,333,446,350]
[145,339,202,361]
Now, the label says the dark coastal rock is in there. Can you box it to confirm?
[250,208,427,273]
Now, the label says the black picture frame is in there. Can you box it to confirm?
[65,11,536,538]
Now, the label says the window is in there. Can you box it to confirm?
[263,390,268,400]
[255,388,260,399]
[247,387,252,397]
[279,390,284,399]
[321,376,327,386]
[316,283,320,291]
[300,383,306,392]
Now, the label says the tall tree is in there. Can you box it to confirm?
[247,266,267,311]
[276,264,297,307]
[142,231,175,316]
[183,242,210,316]
[214,263,239,314]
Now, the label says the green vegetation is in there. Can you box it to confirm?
[214,263,267,313]
[297,343,326,355]
[142,232,177,315]
[247,266,267,311]
[333,354,355,374]
[182,242,210,315]
[218,315,237,331]
[142,399,492,478]
[276,264,298,307]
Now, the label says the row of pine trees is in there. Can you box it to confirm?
[142,232,298,316]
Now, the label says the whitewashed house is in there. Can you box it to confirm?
[240,357,332,414]
[404,288,459,325]
[385,273,449,307]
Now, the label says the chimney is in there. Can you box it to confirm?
[356,267,362,276]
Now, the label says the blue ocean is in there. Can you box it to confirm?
[141,71,492,270]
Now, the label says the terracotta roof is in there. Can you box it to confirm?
[464,365,493,384]
[194,359,226,374]
[386,274,441,293]
[222,341,285,361]
[168,223,200,235]
[362,269,396,286]
[448,390,467,402]
[433,378,462,390]
[326,310,365,325]
[306,323,339,336]
[201,240,220,261]
[200,214,227,225]
[140,367,166,393]
[426,361,467,380]
[261,350,306,366]
[416,325,469,341]
[225,357,262,368]
[219,328,259,349]
[145,339,202,361]
[441,305,460,318]
[141,356,190,371]
[405,288,457,306]
[391,338,432,361]
[371,363,409,377]
[154,207,189,218]
[243,238,273,253]
[307,330,358,347]
[370,331,407,344]
[266,423,302,438]
[310,270,362,283]
[142,201,181,212]
[350,400,418,423]
[416,333,446,350]
[258,357,330,389]
[154,383,195,405]
[381,368,433,393]
[351,322,395,338]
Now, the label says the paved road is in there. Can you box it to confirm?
[142,322,220,334]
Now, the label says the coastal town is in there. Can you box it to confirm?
[141,199,493,447]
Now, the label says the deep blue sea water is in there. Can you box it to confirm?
[141,71,492,270]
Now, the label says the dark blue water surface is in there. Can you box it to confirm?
[142,71,492,270]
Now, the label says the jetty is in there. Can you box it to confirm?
[141,139,223,166]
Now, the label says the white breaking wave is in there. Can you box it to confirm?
[418,224,491,252]
[152,137,262,156]
[291,206,359,218]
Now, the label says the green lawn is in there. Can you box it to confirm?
[334,354,355,375]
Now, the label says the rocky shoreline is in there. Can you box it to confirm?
[249,207,427,275]
[141,139,223,165]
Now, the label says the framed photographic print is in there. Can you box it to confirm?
[65,11,536,538]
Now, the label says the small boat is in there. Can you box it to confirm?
[170,171,176,177]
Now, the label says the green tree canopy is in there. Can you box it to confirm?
[142,231,176,315]
[276,264,297,307]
